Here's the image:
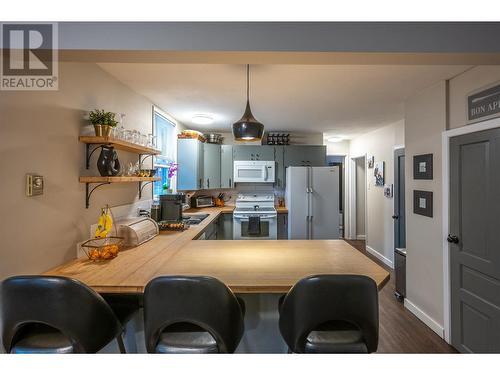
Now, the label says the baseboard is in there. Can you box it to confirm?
[404,298,445,339]
[356,235,366,240]
[366,245,394,269]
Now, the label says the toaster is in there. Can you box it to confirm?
[191,195,214,208]
[116,217,159,247]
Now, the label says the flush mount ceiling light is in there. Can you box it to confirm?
[232,64,264,141]
[192,115,214,125]
[328,136,344,143]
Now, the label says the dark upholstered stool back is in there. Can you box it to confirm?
[144,276,245,353]
[279,274,379,353]
[1,276,123,353]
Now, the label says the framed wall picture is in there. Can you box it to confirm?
[374,161,384,186]
[413,153,433,180]
[384,184,393,198]
[367,155,374,168]
[413,190,433,217]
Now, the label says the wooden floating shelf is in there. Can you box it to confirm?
[79,136,161,155]
[79,176,160,183]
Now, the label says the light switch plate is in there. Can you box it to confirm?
[26,174,44,196]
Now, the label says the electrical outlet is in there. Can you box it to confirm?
[26,174,44,196]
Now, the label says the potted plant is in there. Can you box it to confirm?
[89,109,118,137]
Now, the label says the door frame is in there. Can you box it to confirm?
[348,154,368,241]
[393,146,405,250]
[441,116,500,344]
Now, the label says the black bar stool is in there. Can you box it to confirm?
[1,275,127,354]
[144,276,245,353]
[278,274,379,353]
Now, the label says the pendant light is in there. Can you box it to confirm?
[232,64,264,141]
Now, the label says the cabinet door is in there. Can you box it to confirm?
[305,145,327,166]
[277,213,288,239]
[284,146,326,167]
[220,145,233,188]
[203,143,221,189]
[274,146,285,188]
[177,138,203,190]
[217,213,233,240]
[233,145,275,161]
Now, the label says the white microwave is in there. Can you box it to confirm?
[233,160,275,183]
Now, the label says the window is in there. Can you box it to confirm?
[152,106,177,199]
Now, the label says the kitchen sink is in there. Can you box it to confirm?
[182,213,210,225]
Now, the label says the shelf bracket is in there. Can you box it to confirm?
[138,153,154,169]
[138,181,153,199]
[85,182,111,209]
[85,144,106,169]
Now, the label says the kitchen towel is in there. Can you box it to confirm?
[248,216,261,236]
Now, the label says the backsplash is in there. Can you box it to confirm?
[192,183,285,206]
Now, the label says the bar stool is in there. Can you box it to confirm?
[1,275,127,354]
[278,274,379,353]
[144,276,245,353]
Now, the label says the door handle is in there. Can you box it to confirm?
[207,178,210,189]
[199,178,202,189]
[447,234,459,244]
[229,178,232,187]
[392,215,399,219]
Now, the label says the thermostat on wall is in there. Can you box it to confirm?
[26,174,44,196]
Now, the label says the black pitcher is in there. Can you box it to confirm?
[97,146,121,176]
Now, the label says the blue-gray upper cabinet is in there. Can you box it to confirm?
[177,138,204,190]
[203,143,221,189]
[233,145,275,161]
[284,145,327,167]
[274,146,285,188]
[220,145,233,188]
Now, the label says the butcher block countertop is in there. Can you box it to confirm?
[44,206,388,294]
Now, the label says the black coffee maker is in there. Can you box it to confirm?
[159,193,186,222]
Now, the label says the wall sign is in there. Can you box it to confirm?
[467,82,500,124]
[413,153,433,180]
[413,190,433,218]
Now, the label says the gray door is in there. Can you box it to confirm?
[450,128,500,353]
[393,148,406,248]
[220,145,233,188]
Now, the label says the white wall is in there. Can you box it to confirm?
[326,139,350,155]
[349,120,405,267]
[0,62,165,280]
[404,81,447,335]
[355,157,366,237]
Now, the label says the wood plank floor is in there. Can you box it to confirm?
[345,240,456,353]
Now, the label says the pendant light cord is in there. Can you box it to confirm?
[246,64,250,102]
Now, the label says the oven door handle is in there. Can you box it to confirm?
[233,214,277,220]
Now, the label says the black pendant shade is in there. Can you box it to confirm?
[233,65,264,141]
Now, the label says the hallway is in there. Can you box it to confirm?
[345,240,456,353]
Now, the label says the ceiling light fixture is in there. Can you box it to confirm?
[232,64,264,141]
[328,136,344,143]
[192,115,214,125]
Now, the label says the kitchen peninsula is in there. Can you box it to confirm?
[43,206,389,353]
[44,207,389,293]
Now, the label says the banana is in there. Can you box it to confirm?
[95,206,113,238]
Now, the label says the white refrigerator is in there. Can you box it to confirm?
[285,166,340,239]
